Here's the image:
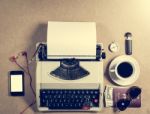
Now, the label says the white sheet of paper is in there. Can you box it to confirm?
[47,21,96,59]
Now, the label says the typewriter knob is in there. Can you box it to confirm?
[102,52,106,59]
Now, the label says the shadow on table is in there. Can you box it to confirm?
[23,23,47,112]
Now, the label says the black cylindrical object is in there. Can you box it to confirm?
[125,32,132,55]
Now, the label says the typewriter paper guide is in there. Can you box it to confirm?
[47,21,96,59]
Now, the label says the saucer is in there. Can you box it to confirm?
[109,55,140,86]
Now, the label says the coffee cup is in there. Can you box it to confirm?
[110,61,135,80]
[109,55,140,86]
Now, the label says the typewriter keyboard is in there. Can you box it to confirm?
[40,89,100,110]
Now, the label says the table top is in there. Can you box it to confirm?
[0,0,150,114]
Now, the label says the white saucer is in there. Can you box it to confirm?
[109,55,140,86]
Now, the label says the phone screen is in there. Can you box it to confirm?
[11,74,23,92]
[10,71,24,96]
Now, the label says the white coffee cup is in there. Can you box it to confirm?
[110,61,135,81]
[109,55,140,86]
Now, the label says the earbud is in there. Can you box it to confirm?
[9,56,17,62]
[9,51,27,62]
[18,51,27,56]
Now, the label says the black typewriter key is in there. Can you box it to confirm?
[73,90,76,94]
[92,95,96,99]
[63,94,67,99]
[55,91,58,94]
[60,90,63,94]
[51,90,54,94]
[67,99,70,103]
[90,91,94,94]
[78,103,82,107]
[49,95,52,98]
[52,103,56,109]
[77,90,80,94]
[68,90,72,94]
[44,95,48,99]
[79,95,83,99]
[47,90,50,94]
[61,103,64,107]
[54,99,58,102]
[50,99,53,103]
[86,90,89,94]
[84,95,90,99]
[64,90,67,94]
[74,103,78,109]
[63,99,66,102]
[94,90,99,94]
[81,90,85,94]
[70,103,73,108]
[70,95,74,99]
[48,103,52,108]
[71,99,75,103]
[80,99,84,103]
[53,95,57,98]
[65,103,69,107]
[40,99,46,107]
[59,99,62,103]
[57,95,61,98]
[75,95,78,99]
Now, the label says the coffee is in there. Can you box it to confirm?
[117,62,133,78]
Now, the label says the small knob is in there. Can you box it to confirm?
[102,52,106,59]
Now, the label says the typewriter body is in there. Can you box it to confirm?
[36,22,105,112]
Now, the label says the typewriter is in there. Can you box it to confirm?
[36,21,105,112]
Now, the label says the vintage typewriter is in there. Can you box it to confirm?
[36,21,105,111]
